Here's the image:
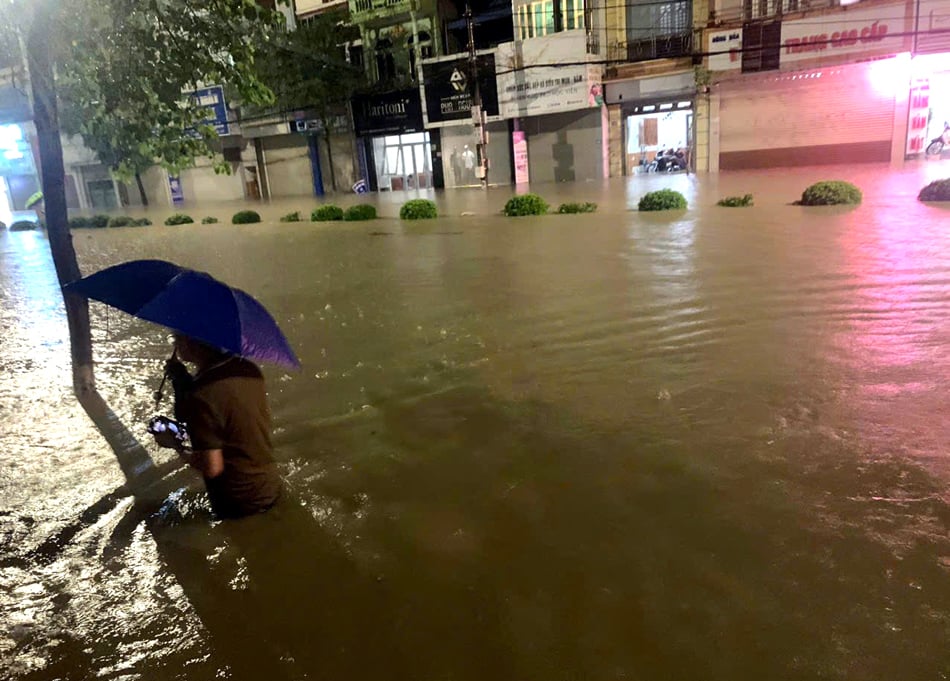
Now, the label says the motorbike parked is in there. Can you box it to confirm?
[925,122,950,156]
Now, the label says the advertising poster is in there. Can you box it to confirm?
[422,53,499,127]
[512,130,529,185]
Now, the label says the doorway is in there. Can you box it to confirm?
[624,101,693,175]
[372,132,432,191]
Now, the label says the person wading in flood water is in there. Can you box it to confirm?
[152,333,282,518]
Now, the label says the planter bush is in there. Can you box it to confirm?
[344,204,377,221]
[232,210,261,224]
[638,189,687,212]
[165,213,194,226]
[90,214,110,228]
[108,216,135,227]
[68,216,91,229]
[400,199,438,220]
[717,194,754,207]
[918,178,950,202]
[280,211,302,222]
[201,216,219,224]
[312,205,344,221]
[134,217,152,226]
[504,193,548,216]
[557,202,597,214]
[9,220,37,231]
[799,181,862,206]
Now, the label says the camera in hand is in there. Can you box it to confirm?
[148,415,188,447]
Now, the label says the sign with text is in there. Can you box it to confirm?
[780,4,909,64]
[915,0,950,54]
[187,85,230,136]
[352,88,424,136]
[496,31,602,119]
[512,130,529,185]
[422,53,499,127]
[708,28,742,71]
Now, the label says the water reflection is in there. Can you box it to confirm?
[3,165,950,680]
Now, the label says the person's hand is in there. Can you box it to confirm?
[164,357,190,381]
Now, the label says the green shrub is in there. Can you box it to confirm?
[133,217,152,226]
[312,205,344,221]
[399,199,438,220]
[918,178,950,202]
[280,211,302,222]
[201,216,219,224]
[68,216,90,229]
[232,210,261,224]
[165,213,194,226]
[344,204,377,221]
[717,194,754,207]
[9,220,37,231]
[799,181,862,206]
[638,189,687,212]
[90,214,110,228]
[504,193,548,217]
[557,202,597,214]
[107,215,135,227]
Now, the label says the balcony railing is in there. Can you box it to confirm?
[710,0,838,25]
[350,0,411,17]
[625,0,693,62]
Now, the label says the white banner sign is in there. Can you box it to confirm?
[495,31,602,119]
[780,4,909,64]
[708,28,742,71]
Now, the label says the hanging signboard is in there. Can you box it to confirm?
[495,31,602,119]
[512,130,529,185]
[187,85,231,136]
[421,52,499,127]
[352,88,425,136]
[708,28,743,71]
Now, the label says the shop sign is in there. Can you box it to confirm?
[512,130,529,185]
[906,78,930,155]
[352,88,424,136]
[422,53,499,127]
[708,28,742,71]
[780,5,908,64]
[186,85,230,136]
[915,0,950,54]
[168,176,184,204]
[496,31,602,118]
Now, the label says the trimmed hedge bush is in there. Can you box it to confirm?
[90,215,109,228]
[69,217,91,229]
[799,181,862,206]
[557,202,597,214]
[918,178,950,202]
[201,216,219,224]
[134,217,152,226]
[344,204,377,221]
[165,213,194,226]
[400,199,438,220]
[108,216,135,227]
[504,193,548,217]
[717,194,754,207]
[280,211,302,222]
[9,220,37,231]
[638,189,687,212]
[312,205,344,221]
[232,210,261,224]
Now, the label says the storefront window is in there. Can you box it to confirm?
[624,105,693,175]
[372,132,432,191]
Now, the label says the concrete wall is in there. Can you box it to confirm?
[522,109,605,184]
[180,158,244,203]
[693,95,710,172]
[262,135,313,198]
[317,130,359,194]
[607,104,623,177]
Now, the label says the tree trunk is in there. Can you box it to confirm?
[323,125,337,192]
[135,171,149,206]
[27,3,94,400]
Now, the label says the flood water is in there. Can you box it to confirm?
[3,165,950,680]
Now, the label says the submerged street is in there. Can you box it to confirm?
[2,165,950,680]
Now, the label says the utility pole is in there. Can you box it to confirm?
[465,5,488,189]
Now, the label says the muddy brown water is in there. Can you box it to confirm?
[3,165,950,680]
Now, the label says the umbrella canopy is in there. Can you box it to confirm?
[65,259,300,369]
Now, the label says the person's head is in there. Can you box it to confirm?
[173,333,230,367]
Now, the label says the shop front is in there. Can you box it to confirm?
[495,30,606,185]
[905,0,950,159]
[353,88,434,192]
[604,71,695,176]
[0,122,41,219]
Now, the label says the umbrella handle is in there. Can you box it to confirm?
[154,350,177,408]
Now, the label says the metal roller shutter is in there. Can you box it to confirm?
[263,136,314,198]
[718,61,897,169]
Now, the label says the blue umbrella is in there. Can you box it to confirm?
[65,259,300,369]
